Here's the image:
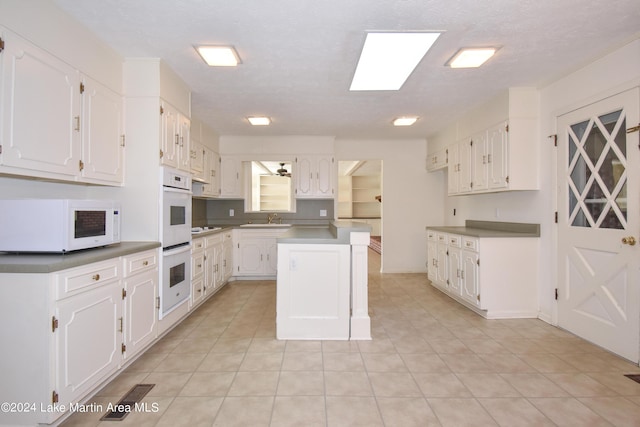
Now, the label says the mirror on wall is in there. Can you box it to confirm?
[245,161,295,212]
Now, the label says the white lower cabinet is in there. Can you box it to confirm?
[54,277,122,410]
[234,228,288,277]
[191,231,231,310]
[0,247,159,426]
[426,229,538,318]
[121,250,159,360]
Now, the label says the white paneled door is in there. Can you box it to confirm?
[557,88,639,363]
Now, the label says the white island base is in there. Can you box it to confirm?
[276,222,371,340]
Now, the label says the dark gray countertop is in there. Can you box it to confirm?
[278,220,372,244]
[0,241,161,274]
[427,220,540,238]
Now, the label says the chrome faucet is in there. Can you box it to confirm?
[267,213,279,224]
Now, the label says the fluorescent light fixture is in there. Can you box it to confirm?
[350,32,441,91]
[196,45,241,66]
[393,117,418,126]
[447,47,497,68]
[247,116,271,126]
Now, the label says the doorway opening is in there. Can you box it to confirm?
[337,160,382,258]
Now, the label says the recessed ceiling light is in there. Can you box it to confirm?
[393,117,419,126]
[447,47,498,68]
[247,116,271,126]
[350,32,441,91]
[195,45,241,66]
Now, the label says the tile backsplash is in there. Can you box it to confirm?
[192,198,334,227]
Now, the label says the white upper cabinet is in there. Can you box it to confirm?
[160,100,190,172]
[0,28,124,185]
[0,29,81,178]
[80,75,124,184]
[219,156,243,198]
[432,88,539,195]
[426,147,447,171]
[295,154,335,198]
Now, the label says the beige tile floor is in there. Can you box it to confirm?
[62,249,640,426]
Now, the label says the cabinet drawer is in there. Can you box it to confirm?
[437,233,448,244]
[427,229,437,241]
[122,249,158,277]
[192,251,205,278]
[206,233,223,247]
[462,237,479,251]
[223,231,233,241]
[192,237,205,252]
[55,259,119,300]
[447,235,461,247]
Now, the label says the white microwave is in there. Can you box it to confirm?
[0,199,121,253]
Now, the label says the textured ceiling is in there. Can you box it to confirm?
[53,0,640,140]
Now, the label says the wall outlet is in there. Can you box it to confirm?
[320,209,327,217]
[229,209,234,217]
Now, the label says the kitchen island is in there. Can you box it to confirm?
[276,221,371,340]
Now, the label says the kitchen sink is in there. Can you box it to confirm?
[240,223,292,228]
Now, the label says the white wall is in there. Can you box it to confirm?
[336,139,444,273]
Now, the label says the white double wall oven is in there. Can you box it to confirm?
[159,167,192,319]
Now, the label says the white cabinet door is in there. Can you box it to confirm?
[460,250,479,307]
[123,269,157,359]
[427,239,438,281]
[177,114,191,172]
[80,76,124,184]
[277,244,350,339]
[236,239,264,275]
[190,141,205,181]
[265,239,279,275]
[488,121,509,189]
[160,101,179,168]
[458,140,473,193]
[295,155,335,198]
[447,247,462,296]
[220,156,243,197]
[471,131,489,192]
[223,235,233,281]
[436,236,448,287]
[55,280,121,408]
[447,145,459,194]
[315,155,334,197]
[0,29,81,177]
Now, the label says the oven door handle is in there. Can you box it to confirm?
[163,186,193,195]
[163,243,192,256]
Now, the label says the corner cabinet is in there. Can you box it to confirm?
[0,27,124,186]
[295,155,335,198]
[0,247,159,426]
[433,88,539,195]
[426,228,539,319]
[234,228,289,277]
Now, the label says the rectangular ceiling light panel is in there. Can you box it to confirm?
[447,48,497,68]
[196,46,241,66]
[350,32,441,91]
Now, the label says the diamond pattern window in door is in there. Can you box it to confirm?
[567,109,627,229]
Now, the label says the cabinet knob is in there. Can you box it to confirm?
[143,261,149,266]
[92,274,100,281]
[622,236,637,246]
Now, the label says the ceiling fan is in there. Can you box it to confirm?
[276,163,291,177]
